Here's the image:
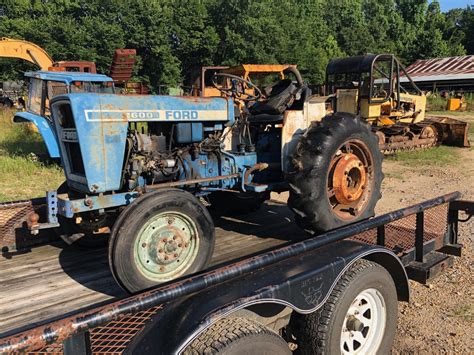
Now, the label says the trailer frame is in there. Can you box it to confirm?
[0,191,471,354]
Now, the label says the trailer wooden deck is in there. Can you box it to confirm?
[0,201,305,336]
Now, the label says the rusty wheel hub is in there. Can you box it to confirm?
[333,153,367,205]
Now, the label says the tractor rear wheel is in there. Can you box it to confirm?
[108,188,215,293]
[288,113,383,233]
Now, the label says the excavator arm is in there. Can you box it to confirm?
[0,37,53,70]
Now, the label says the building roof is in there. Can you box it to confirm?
[404,55,474,82]
[24,71,114,83]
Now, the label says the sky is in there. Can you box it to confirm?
[438,0,472,11]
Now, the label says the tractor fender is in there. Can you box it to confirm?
[13,112,60,158]
[125,241,409,354]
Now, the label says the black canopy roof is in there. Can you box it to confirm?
[326,54,394,75]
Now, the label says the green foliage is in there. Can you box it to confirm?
[388,145,460,166]
[0,0,472,89]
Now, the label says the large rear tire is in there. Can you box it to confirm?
[291,259,398,354]
[185,317,291,354]
[288,113,383,233]
[108,189,215,293]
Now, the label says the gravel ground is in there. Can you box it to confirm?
[272,135,474,353]
[381,147,474,354]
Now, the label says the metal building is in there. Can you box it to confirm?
[402,55,474,92]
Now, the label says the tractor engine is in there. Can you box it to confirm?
[125,125,225,189]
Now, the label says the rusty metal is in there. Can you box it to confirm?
[244,163,269,185]
[332,153,366,204]
[109,49,136,83]
[405,55,474,82]
[426,116,471,148]
[50,61,97,74]
[0,192,461,353]
[0,198,53,252]
[146,173,240,189]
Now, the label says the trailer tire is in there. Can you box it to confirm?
[185,317,291,354]
[288,113,383,233]
[208,191,270,215]
[109,189,214,293]
[292,259,397,355]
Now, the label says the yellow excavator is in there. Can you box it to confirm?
[0,37,97,108]
[0,37,96,72]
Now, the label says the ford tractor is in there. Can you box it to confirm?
[27,67,383,292]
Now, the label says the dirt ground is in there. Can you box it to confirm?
[272,124,474,353]
[382,145,474,354]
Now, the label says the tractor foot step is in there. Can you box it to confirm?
[405,251,454,284]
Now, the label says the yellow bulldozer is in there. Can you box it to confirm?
[326,54,470,151]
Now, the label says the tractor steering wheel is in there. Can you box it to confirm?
[212,73,262,102]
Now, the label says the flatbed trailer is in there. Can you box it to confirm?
[0,192,472,354]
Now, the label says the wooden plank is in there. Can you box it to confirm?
[0,202,300,336]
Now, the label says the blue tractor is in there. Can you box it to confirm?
[27,68,383,292]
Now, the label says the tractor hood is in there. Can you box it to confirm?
[50,93,234,194]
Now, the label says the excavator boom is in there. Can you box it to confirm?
[0,37,53,70]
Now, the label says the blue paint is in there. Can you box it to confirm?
[24,71,114,83]
[13,112,60,158]
[58,191,140,218]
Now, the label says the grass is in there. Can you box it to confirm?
[427,92,474,112]
[387,145,460,167]
[0,109,63,202]
[427,110,474,118]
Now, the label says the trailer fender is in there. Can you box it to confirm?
[13,112,60,158]
[125,241,408,354]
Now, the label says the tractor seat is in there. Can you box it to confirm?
[247,113,284,124]
[249,79,298,116]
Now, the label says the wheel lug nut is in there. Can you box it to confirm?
[174,253,178,257]
[159,249,163,253]
[163,238,167,243]
[160,266,165,271]
[178,243,183,248]
[142,243,146,248]
[164,256,169,260]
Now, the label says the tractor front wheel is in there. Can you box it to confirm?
[288,113,383,233]
[108,188,215,293]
